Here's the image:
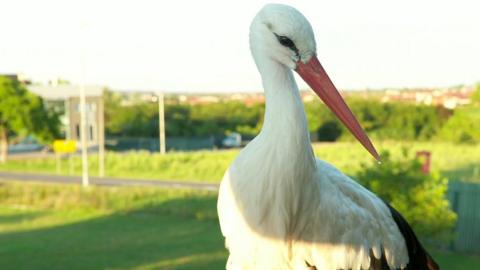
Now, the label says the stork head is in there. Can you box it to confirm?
[251,4,380,161]
[250,4,316,69]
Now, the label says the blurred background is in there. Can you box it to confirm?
[0,0,479,269]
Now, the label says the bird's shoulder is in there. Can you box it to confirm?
[313,158,382,211]
[311,159,396,233]
[298,159,410,269]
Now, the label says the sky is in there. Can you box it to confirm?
[1,0,479,92]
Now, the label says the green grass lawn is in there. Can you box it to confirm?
[1,141,480,183]
[431,249,480,270]
[0,181,226,270]
[0,181,479,270]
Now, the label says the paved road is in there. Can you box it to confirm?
[0,171,218,191]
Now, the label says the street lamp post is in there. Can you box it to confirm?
[79,23,89,187]
[158,92,166,154]
[98,96,105,177]
[79,73,89,187]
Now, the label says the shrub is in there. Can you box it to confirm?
[356,150,456,242]
[437,107,480,143]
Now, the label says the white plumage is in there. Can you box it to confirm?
[218,4,436,270]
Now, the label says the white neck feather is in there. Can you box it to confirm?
[228,55,317,236]
[256,56,316,171]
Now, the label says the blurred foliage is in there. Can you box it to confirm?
[306,98,451,142]
[0,76,60,160]
[0,181,217,220]
[2,141,479,183]
[105,90,456,142]
[0,76,61,141]
[437,107,480,143]
[104,91,158,137]
[471,83,480,105]
[104,91,264,138]
[356,150,457,241]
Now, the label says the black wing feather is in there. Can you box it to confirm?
[378,202,440,270]
[307,202,440,270]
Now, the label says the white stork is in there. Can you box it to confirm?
[217,4,439,270]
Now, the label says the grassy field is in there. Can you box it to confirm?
[1,141,480,183]
[0,181,479,270]
[0,181,226,270]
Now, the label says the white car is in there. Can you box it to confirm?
[221,133,242,148]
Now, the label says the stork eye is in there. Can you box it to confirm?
[275,34,296,49]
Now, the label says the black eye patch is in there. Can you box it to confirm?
[274,33,299,56]
[277,35,295,48]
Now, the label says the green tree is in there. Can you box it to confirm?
[304,101,342,141]
[438,107,480,143]
[305,98,449,142]
[104,96,266,138]
[471,83,480,105]
[103,91,453,142]
[0,76,60,162]
[356,150,456,241]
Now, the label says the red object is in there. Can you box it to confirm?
[295,56,380,161]
[416,151,431,174]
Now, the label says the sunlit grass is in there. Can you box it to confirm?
[0,182,225,270]
[132,251,227,270]
[431,249,480,270]
[314,141,480,182]
[1,141,479,182]
[0,181,478,269]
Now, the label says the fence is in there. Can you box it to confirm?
[105,136,217,152]
[447,181,480,253]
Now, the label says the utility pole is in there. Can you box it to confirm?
[79,79,89,186]
[98,96,105,177]
[79,23,89,187]
[65,98,74,175]
[158,92,166,154]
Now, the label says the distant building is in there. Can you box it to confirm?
[114,91,159,106]
[0,73,32,84]
[28,85,105,147]
[380,87,473,109]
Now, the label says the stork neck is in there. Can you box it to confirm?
[257,58,315,166]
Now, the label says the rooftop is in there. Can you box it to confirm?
[28,85,104,100]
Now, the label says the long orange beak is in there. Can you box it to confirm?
[295,55,380,161]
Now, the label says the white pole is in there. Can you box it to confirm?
[79,77,89,186]
[158,92,166,154]
[98,96,105,177]
[79,24,89,187]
